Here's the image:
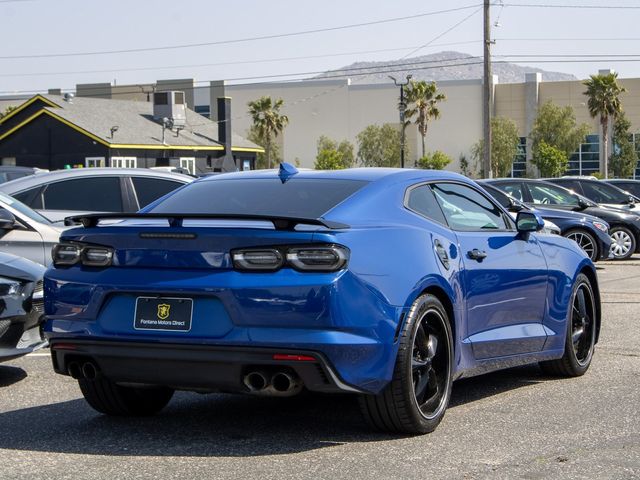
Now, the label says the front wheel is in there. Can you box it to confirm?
[359,294,453,434]
[564,228,598,261]
[79,377,174,416]
[540,273,597,377]
[609,226,636,260]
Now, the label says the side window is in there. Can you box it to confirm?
[42,178,123,212]
[496,182,525,202]
[14,187,43,209]
[528,183,579,206]
[431,183,509,231]
[553,179,581,194]
[406,185,447,225]
[131,177,184,209]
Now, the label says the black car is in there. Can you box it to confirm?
[486,178,640,260]
[480,182,612,262]
[606,179,640,199]
[0,166,44,184]
[547,177,640,213]
[0,252,46,362]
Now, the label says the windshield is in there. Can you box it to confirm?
[0,191,51,224]
[149,178,368,218]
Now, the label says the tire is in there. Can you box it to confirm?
[359,294,453,434]
[564,229,598,261]
[78,377,174,416]
[540,273,597,377]
[609,226,636,260]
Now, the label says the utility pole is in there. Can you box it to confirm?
[390,74,412,168]
[483,0,493,178]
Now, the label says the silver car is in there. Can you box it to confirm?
[0,191,62,265]
[0,168,193,223]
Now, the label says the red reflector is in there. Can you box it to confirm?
[52,343,77,351]
[272,354,316,362]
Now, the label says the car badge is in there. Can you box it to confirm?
[157,304,171,320]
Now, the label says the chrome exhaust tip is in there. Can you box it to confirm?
[243,371,269,392]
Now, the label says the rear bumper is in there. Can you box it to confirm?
[49,339,368,394]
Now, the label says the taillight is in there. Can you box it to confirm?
[232,249,283,271]
[52,243,114,267]
[232,244,349,273]
[287,245,349,272]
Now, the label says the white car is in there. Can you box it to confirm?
[0,192,62,265]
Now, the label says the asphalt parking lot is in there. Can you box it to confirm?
[1,260,639,480]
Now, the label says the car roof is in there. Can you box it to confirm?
[607,179,640,183]
[0,168,193,193]
[0,166,39,173]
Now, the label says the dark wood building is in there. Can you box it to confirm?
[0,93,262,174]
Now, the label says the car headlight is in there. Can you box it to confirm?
[592,221,608,233]
[0,276,22,297]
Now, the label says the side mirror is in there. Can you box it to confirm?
[0,210,16,230]
[516,211,544,233]
[628,195,636,207]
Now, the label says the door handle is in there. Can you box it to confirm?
[467,249,487,261]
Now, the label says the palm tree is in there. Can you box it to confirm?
[583,72,626,178]
[247,96,289,169]
[404,80,446,159]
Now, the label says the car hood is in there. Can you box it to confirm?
[0,252,45,281]
[532,206,607,225]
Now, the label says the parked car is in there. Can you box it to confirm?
[480,183,612,262]
[0,191,62,265]
[486,178,640,259]
[0,252,46,362]
[45,166,600,434]
[0,166,46,184]
[548,177,640,212]
[0,168,193,223]
[605,179,640,199]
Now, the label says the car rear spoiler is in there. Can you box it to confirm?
[65,213,350,231]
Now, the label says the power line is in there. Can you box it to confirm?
[0,41,483,78]
[497,37,640,41]
[502,3,640,9]
[0,4,482,60]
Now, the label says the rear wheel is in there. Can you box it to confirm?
[78,377,174,416]
[359,294,453,434]
[540,273,596,377]
[564,229,598,261]
[609,226,636,260]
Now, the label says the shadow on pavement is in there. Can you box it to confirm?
[0,365,27,388]
[0,364,555,457]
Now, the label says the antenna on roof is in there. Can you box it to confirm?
[278,162,298,183]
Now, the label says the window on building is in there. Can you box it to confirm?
[111,157,137,168]
[179,157,196,175]
[1,158,16,166]
[510,137,527,178]
[194,105,210,118]
[131,177,185,209]
[567,135,599,176]
[42,178,123,212]
[85,157,105,168]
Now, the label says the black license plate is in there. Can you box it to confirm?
[134,297,193,332]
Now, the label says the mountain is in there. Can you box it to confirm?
[315,51,577,84]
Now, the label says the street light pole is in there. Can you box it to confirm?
[483,0,493,178]
[390,74,413,168]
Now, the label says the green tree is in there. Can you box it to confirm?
[315,149,346,170]
[532,141,569,177]
[471,117,520,178]
[247,96,289,169]
[611,111,638,178]
[530,101,590,158]
[459,154,472,177]
[316,135,355,168]
[404,80,446,157]
[417,151,452,170]
[0,106,16,119]
[246,125,282,169]
[583,72,627,178]
[356,124,401,168]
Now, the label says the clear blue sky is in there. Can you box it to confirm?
[1,0,639,94]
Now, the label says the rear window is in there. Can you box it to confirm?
[149,178,368,218]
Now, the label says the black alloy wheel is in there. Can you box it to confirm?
[540,273,597,376]
[564,229,598,261]
[359,294,453,434]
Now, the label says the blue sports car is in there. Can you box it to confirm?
[44,166,600,434]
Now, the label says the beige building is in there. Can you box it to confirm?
[40,70,640,177]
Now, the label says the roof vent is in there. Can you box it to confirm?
[63,92,75,103]
[153,91,186,128]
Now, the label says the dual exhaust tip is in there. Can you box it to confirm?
[67,361,100,380]
[243,370,302,396]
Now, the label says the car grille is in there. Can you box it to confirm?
[32,281,44,314]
